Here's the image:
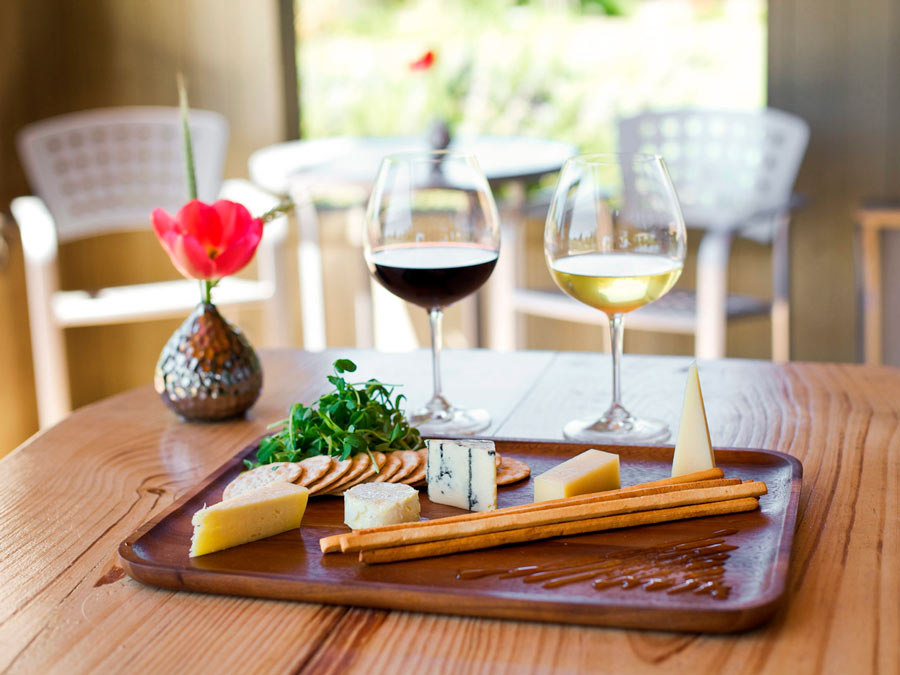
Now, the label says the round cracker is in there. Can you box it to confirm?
[305,457,353,494]
[373,451,402,483]
[496,456,531,486]
[401,447,428,486]
[315,453,370,496]
[327,451,386,495]
[389,450,421,484]
[495,452,502,468]
[222,462,302,501]
[298,456,334,486]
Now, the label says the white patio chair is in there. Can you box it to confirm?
[13,107,291,428]
[513,107,809,360]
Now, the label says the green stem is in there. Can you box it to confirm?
[203,280,212,304]
[260,200,293,223]
[177,73,198,202]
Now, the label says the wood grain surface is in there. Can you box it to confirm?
[2,349,899,673]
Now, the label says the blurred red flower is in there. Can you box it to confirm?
[151,199,263,281]
[410,50,436,71]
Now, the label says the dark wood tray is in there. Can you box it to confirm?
[119,439,802,633]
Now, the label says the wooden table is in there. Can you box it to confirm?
[2,349,898,673]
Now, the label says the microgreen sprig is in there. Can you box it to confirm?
[245,359,424,469]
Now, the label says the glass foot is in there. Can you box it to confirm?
[409,406,491,436]
[563,413,669,444]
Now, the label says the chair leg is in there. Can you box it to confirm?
[290,180,328,351]
[771,215,791,362]
[695,231,733,359]
[257,216,293,347]
[487,181,527,351]
[486,218,518,350]
[24,260,71,427]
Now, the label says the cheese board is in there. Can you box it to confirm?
[119,438,801,633]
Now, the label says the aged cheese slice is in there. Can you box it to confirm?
[189,481,309,557]
[533,449,620,502]
[344,482,420,530]
[671,362,716,477]
[426,439,497,512]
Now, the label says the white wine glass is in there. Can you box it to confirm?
[544,153,687,443]
[364,151,501,435]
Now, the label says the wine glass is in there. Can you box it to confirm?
[364,151,501,434]
[544,153,687,443]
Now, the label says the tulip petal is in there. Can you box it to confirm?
[171,234,216,279]
[151,207,178,241]
[212,199,252,246]
[210,217,263,278]
[176,200,223,249]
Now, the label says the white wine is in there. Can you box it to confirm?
[550,252,682,314]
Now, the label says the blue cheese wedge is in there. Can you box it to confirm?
[426,439,497,512]
[344,483,420,530]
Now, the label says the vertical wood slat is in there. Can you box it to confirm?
[768,0,897,362]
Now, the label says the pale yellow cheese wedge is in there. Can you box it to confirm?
[671,362,716,477]
[190,481,309,557]
[533,449,620,503]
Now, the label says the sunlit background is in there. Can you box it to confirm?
[0,0,896,456]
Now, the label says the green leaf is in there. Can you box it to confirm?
[389,423,402,443]
[334,359,357,374]
[251,355,424,467]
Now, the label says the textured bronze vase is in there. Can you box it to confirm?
[154,303,262,421]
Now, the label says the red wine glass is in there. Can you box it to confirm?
[364,151,501,434]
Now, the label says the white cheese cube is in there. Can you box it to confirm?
[426,439,497,512]
[344,483,420,530]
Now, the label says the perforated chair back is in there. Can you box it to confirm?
[16,106,228,242]
[618,108,809,239]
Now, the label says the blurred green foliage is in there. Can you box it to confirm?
[297,0,765,153]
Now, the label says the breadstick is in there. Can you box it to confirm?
[339,481,765,553]
[321,476,740,554]
[359,497,760,564]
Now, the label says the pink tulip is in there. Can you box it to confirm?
[151,199,263,281]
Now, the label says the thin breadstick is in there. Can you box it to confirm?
[359,497,760,564]
[620,467,723,490]
[320,475,739,554]
[339,481,766,553]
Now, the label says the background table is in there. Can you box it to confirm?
[2,350,899,673]
[248,136,577,351]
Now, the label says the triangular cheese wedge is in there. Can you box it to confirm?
[671,362,715,477]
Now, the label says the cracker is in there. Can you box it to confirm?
[388,450,420,484]
[298,456,334,486]
[328,451,387,495]
[495,452,502,468]
[373,451,402,483]
[222,462,302,501]
[401,447,428,486]
[496,456,531,486]
[305,457,353,494]
[316,453,370,496]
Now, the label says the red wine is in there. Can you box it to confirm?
[368,244,499,309]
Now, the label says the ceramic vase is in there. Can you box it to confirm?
[154,303,262,421]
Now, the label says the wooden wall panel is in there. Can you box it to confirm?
[769,0,899,362]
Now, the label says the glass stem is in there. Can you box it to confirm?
[428,308,446,409]
[607,312,627,421]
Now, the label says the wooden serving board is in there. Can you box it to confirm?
[119,439,801,633]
